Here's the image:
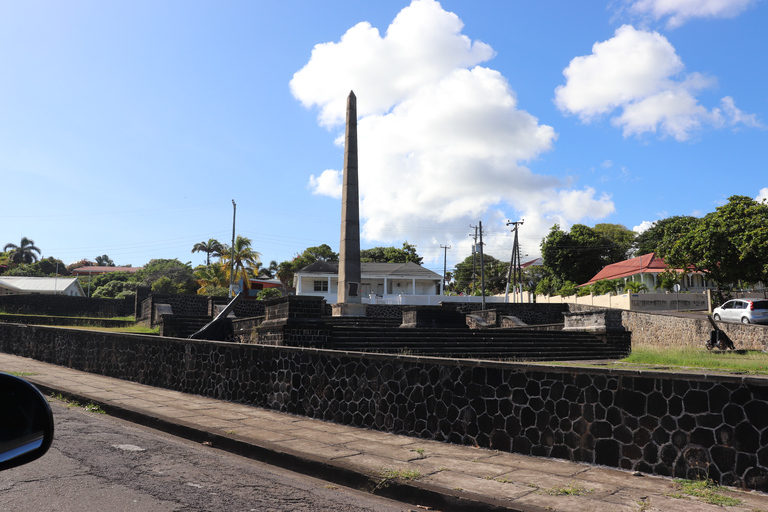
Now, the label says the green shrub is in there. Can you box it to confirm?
[257,288,282,300]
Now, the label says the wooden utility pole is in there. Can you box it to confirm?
[505,219,524,303]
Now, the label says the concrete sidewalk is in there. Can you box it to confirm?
[2,353,766,512]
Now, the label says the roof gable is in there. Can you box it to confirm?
[582,253,669,286]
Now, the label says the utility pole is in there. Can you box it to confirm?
[479,221,486,311]
[440,244,451,295]
[469,225,478,294]
[504,219,524,303]
[229,200,237,297]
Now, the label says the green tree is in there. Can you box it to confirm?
[591,279,621,296]
[220,235,262,292]
[663,196,768,296]
[276,260,296,290]
[136,259,197,294]
[4,237,41,264]
[3,257,68,277]
[90,271,134,290]
[93,280,138,299]
[191,239,224,266]
[593,223,635,263]
[623,281,649,293]
[634,216,699,257]
[194,263,229,295]
[94,254,115,266]
[361,242,423,264]
[256,260,279,279]
[274,244,339,292]
[540,224,608,285]
[256,288,282,300]
[535,275,559,296]
[654,270,681,293]
[557,281,579,297]
[453,253,508,294]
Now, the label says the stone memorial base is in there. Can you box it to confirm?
[331,303,367,317]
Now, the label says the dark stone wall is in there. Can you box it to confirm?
[0,294,133,318]
[1,322,766,491]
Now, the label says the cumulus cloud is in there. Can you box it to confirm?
[555,25,759,141]
[757,188,768,203]
[628,0,761,28]
[291,0,616,262]
[308,170,343,199]
[633,220,655,233]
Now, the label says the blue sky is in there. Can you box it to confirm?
[2,0,765,275]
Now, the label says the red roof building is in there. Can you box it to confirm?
[581,253,712,291]
[71,266,141,276]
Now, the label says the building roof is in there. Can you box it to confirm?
[0,276,83,293]
[521,257,543,268]
[71,266,141,275]
[298,261,441,279]
[582,253,670,286]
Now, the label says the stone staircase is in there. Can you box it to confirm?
[322,317,402,329]
[327,326,629,361]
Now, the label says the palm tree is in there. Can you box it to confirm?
[220,235,261,292]
[4,237,41,264]
[624,281,649,293]
[191,238,224,266]
[257,260,279,279]
[194,263,228,295]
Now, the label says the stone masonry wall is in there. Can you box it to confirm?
[1,322,766,491]
[0,294,133,318]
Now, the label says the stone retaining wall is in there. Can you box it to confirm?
[1,322,766,491]
[0,294,133,318]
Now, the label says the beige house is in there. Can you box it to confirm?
[295,261,443,303]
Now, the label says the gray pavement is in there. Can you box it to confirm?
[2,353,767,512]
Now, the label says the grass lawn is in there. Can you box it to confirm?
[57,325,159,335]
[580,346,768,376]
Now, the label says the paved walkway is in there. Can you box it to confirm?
[2,353,767,512]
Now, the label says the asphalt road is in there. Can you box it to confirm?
[0,398,414,512]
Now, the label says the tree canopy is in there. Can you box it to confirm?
[192,239,224,266]
[634,216,699,257]
[593,223,635,262]
[662,195,768,291]
[540,224,611,285]
[360,242,422,264]
[453,253,508,295]
[136,259,197,295]
[3,237,41,265]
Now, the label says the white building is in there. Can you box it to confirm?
[295,261,443,303]
[0,276,86,297]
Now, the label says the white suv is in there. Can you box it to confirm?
[713,299,768,324]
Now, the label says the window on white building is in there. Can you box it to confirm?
[314,280,328,292]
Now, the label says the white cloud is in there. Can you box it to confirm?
[290,0,494,127]
[291,0,616,263]
[628,0,761,28]
[633,220,655,233]
[757,188,768,203]
[555,25,758,141]
[308,170,342,199]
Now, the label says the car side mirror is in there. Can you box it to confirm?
[0,373,54,471]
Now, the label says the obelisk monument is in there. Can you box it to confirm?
[333,91,365,316]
